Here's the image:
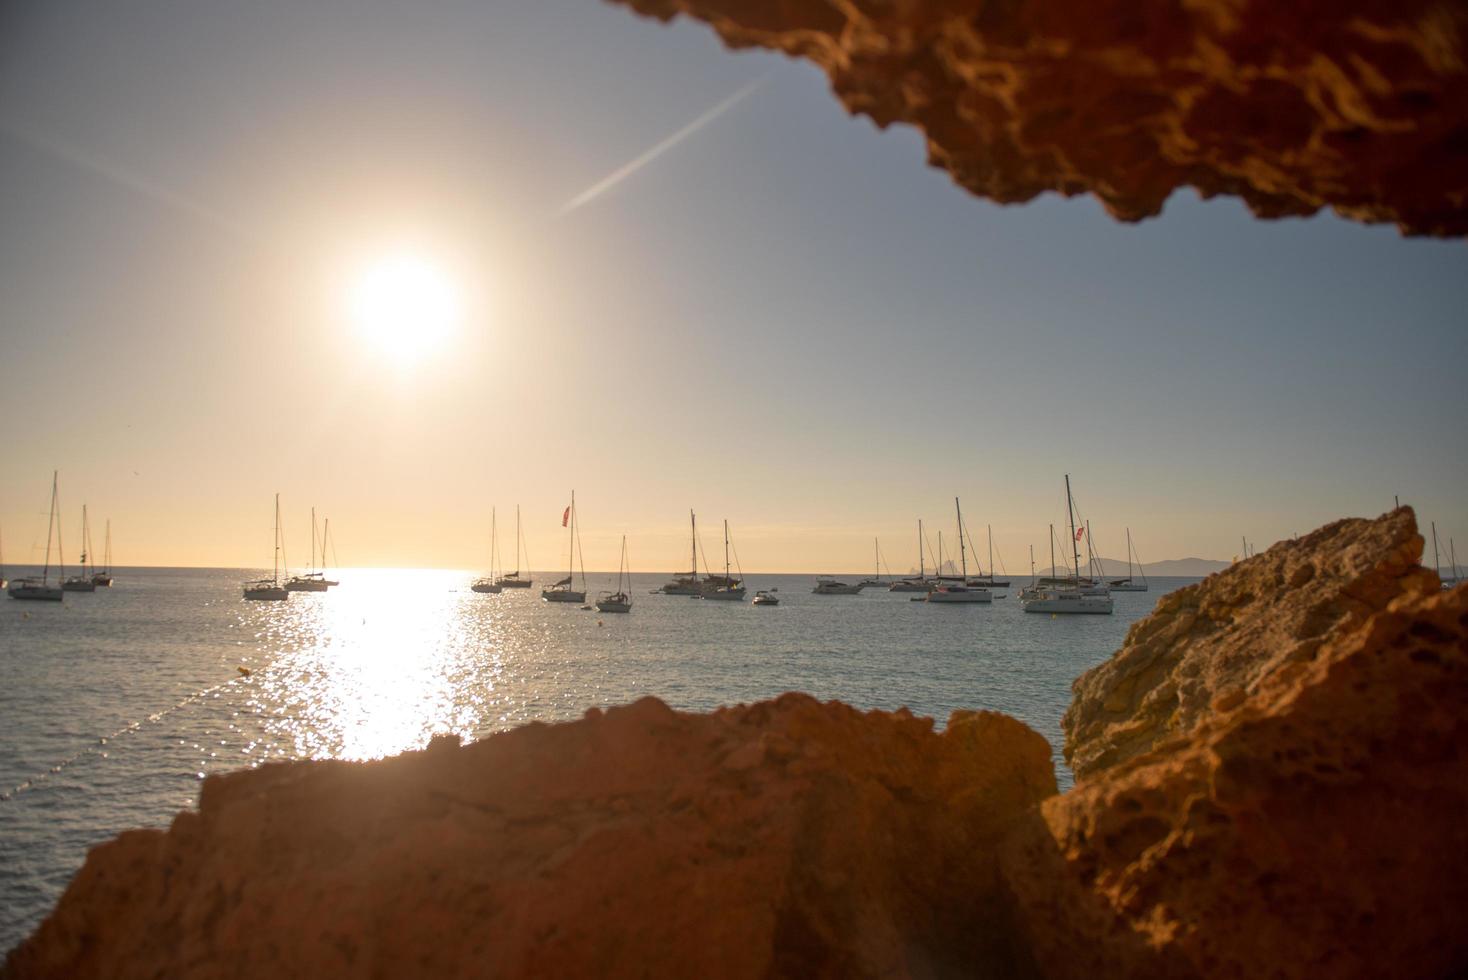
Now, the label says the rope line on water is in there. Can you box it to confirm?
[0,670,253,803]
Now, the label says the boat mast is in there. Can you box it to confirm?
[690,510,697,579]
[44,471,58,586]
[490,507,498,582]
[873,537,879,582]
[1431,521,1441,579]
[723,520,731,582]
[309,507,317,575]
[1048,524,1055,584]
[321,518,330,574]
[1030,543,1036,586]
[567,491,575,583]
[918,519,925,579]
[1065,475,1081,583]
[103,519,112,575]
[1086,519,1094,579]
[273,493,281,586]
[955,498,967,579]
[1126,527,1133,579]
[987,524,994,582]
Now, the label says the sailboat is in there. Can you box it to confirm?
[857,538,889,588]
[927,498,992,603]
[701,521,746,600]
[0,525,6,590]
[542,492,587,603]
[61,504,97,592]
[286,507,330,591]
[890,519,936,592]
[317,518,340,587]
[8,472,65,601]
[1447,538,1461,589]
[472,508,504,593]
[1021,476,1113,614]
[1108,527,1149,591]
[969,524,1011,588]
[498,506,533,588]
[91,519,114,586]
[243,494,290,601]
[596,536,632,613]
[660,511,707,595]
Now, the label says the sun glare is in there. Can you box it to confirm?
[346,250,461,362]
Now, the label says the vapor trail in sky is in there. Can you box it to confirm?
[558,75,768,215]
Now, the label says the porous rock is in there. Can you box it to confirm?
[1000,582,1468,979]
[1063,507,1437,780]
[4,694,1056,979]
[610,0,1468,236]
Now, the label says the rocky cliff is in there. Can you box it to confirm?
[609,0,1468,237]
[6,509,1465,979]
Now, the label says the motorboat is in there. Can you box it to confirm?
[752,589,779,605]
[813,577,862,595]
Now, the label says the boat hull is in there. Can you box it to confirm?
[660,584,702,596]
[91,574,113,586]
[542,589,586,603]
[595,600,631,613]
[1022,593,1114,614]
[9,582,63,601]
[285,579,329,592]
[888,580,933,592]
[927,588,992,603]
[243,587,289,601]
[701,588,746,600]
[470,581,503,594]
[1107,581,1148,592]
[61,578,96,592]
[498,578,533,589]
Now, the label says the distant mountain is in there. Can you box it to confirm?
[1036,556,1232,578]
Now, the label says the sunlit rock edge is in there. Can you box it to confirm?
[5,508,1466,979]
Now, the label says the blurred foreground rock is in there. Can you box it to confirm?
[4,695,1055,979]
[7,509,1465,979]
[611,0,1468,237]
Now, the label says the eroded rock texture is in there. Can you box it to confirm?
[4,694,1055,980]
[1001,582,1468,979]
[611,0,1468,236]
[1064,507,1437,780]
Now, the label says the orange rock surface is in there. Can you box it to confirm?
[1001,582,1468,979]
[1063,507,1437,780]
[4,694,1056,979]
[610,0,1468,237]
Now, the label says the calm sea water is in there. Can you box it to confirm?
[0,567,1194,950]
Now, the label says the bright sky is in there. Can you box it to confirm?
[1,0,1464,574]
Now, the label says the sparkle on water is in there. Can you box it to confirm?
[0,566,1191,950]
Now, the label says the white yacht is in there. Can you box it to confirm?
[1021,476,1114,615]
[9,472,65,602]
[813,577,863,595]
[243,494,290,601]
[926,498,991,603]
[701,521,746,600]
[661,511,705,595]
[543,492,587,603]
[752,589,779,606]
[596,536,632,613]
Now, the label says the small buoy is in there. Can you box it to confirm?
[237,667,252,678]
[597,619,604,627]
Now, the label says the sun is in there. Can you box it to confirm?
[345,250,461,362]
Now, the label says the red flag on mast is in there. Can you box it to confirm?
[562,505,571,527]
[1075,526,1085,541]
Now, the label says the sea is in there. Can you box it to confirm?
[0,567,1196,951]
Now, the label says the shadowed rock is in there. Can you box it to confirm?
[609,0,1468,237]
[1063,507,1437,780]
[4,694,1055,979]
[1001,582,1468,979]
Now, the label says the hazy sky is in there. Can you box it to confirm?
[2,0,1465,574]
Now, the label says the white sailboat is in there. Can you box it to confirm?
[1022,476,1113,614]
[472,507,504,593]
[317,518,340,587]
[61,504,97,592]
[857,538,890,589]
[701,521,746,600]
[1108,527,1149,591]
[8,472,65,601]
[286,507,330,592]
[243,494,290,601]
[498,506,533,588]
[890,519,935,592]
[928,498,992,603]
[0,524,6,590]
[596,536,632,613]
[542,492,587,603]
[969,524,1011,588]
[91,519,114,586]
